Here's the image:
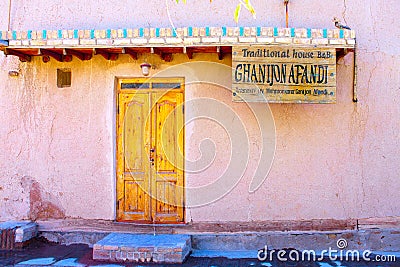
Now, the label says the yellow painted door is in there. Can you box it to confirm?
[116,79,184,223]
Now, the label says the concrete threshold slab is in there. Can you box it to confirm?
[191,229,400,252]
[93,233,191,263]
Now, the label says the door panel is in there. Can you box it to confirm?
[124,180,146,212]
[155,99,177,172]
[124,98,146,172]
[117,79,184,223]
[117,93,150,221]
[152,92,184,223]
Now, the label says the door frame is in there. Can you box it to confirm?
[115,77,185,223]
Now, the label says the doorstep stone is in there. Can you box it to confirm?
[0,221,38,249]
[93,233,191,263]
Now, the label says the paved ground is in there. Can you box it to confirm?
[0,238,398,267]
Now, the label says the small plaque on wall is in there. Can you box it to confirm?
[232,45,336,103]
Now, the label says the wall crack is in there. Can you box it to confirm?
[342,0,348,24]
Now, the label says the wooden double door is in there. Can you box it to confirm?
[116,78,184,223]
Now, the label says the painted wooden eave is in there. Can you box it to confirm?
[0,26,356,62]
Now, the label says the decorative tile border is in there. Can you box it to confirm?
[0,27,356,48]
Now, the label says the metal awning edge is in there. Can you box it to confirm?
[0,40,8,47]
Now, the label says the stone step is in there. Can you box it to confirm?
[0,221,38,249]
[93,233,191,263]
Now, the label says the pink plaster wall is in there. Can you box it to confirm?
[0,0,399,222]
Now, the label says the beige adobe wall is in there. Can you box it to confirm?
[0,0,399,221]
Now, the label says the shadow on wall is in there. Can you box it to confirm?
[21,176,65,220]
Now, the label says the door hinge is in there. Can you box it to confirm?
[182,104,184,114]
